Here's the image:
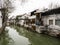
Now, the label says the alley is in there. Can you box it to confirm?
[0,26,60,45]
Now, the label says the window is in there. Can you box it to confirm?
[49,20,53,25]
[55,19,60,26]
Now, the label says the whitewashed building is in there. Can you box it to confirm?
[41,7,60,36]
[42,8,60,28]
[35,7,60,36]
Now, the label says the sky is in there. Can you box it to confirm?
[9,0,60,18]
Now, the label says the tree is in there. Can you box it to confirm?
[48,3,60,9]
[0,0,14,33]
[21,0,28,5]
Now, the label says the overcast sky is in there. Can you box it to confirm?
[9,0,60,18]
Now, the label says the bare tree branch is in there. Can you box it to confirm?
[0,0,14,33]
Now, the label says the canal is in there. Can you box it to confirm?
[0,26,60,45]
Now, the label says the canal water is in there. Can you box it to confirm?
[0,26,60,45]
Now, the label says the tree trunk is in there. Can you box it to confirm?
[0,8,7,34]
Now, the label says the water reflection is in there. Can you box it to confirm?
[0,30,13,45]
[1,26,60,45]
[6,27,31,45]
[14,26,60,45]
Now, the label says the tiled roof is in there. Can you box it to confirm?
[41,7,60,16]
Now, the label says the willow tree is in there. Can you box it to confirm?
[0,0,14,33]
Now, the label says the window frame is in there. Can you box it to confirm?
[49,20,53,25]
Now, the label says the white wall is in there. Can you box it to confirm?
[19,20,24,26]
[42,14,60,26]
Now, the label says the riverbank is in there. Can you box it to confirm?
[10,25,60,38]
[13,24,60,38]
[8,25,60,45]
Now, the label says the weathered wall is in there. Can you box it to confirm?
[42,14,60,26]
